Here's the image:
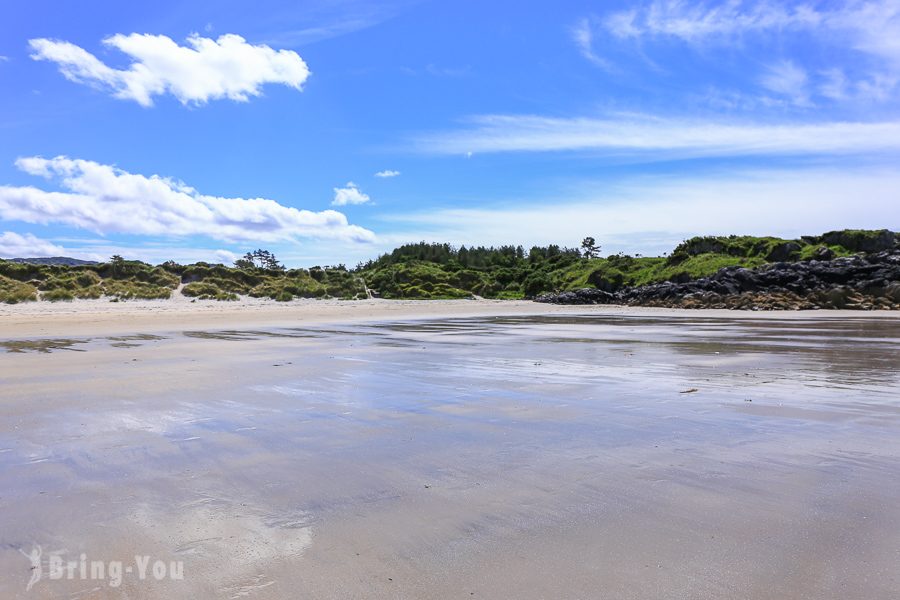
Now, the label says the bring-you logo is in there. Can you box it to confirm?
[19,545,183,591]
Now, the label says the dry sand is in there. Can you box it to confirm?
[1,300,899,599]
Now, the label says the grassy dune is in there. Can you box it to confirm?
[0,258,366,304]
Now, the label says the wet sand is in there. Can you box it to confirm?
[1,302,899,598]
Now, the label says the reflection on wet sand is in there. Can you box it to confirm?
[0,313,898,599]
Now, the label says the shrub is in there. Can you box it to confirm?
[523,273,554,297]
[0,262,48,282]
[42,288,76,302]
[75,271,102,287]
[182,282,238,301]
[102,281,172,300]
[0,276,38,303]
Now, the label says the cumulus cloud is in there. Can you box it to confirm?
[0,157,375,244]
[374,170,401,178]
[28,33,310,106]
[332,182,371,206]
[0,231,67,258]
[213,249,239,265]
[414,114,900,157]
[28,241,247,265]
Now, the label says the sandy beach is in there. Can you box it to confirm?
[1,301,899,598]
[4,297,899,338]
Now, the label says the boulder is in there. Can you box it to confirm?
[812,246,835,261]
[766,242,802,262]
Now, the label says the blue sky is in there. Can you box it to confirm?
[1,0,898,266]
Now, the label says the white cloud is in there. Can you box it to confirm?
[415,114,900,157]
[29,33,310,107]
[260,1,410,47]
[374,170,401,178]
[580,1,900,103]
[37,241,244,265]
[759,60,810,105]
[601,1,822,41]
[213,249,239,264]
[331,182,371,206]
[378,168,900,256]
[819,68,849,100]
[571,17,612,70]
[0,157,375,244]
[0,231,67,258]
[603,10,641,39]
[855,72,899,102]
[0,55,9,62]
[828,0,900,66]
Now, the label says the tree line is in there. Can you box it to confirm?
[357,241,597,271]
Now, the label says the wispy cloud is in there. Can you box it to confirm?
[374,169,400,178]
[414,114,900,157]
[332,182,371,206]
[576,1,900,104]
[378,167,900,255]
[759,60,810,106]
[571,17,612,70]
[818,68,849,101]
[29,33,310,107]
[260,0,418,46]
[0,157,374,243]
[601,1,823,41]
[267,17,383,46]
[401,64,472,77]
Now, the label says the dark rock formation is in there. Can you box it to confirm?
[811,246,835,261]
[587,270,625,292]
[536,249,900,310]
[765,241,801,262]
[819,229,897,253]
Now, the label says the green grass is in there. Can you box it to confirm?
[175,262,366,301]
[0,275,38,303]
[357,230,895,298]
[0,258,368,302]
[361,262,495,299]
[181,282,239,301]
[248,278,324,300]
[0,229,893,302]
[359,251,773,298]
[102,281,172,300]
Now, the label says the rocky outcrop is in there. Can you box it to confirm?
[765,241,802,262]
[536,249,900,310]
[818,229,897,253]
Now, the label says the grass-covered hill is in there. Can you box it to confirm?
[0,229,895,304]
[356,230,897,299]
